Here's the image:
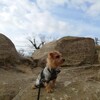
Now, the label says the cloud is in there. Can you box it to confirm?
[1,0,99,38]
[0,0,72,34]
[0,0,100,54]
[67,0,100,17]
[36,0,65,10]
[86,1,100,17]
[37,0,100,17]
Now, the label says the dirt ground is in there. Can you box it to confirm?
[0,63,100,100]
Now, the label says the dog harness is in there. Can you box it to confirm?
[35,67,61,87]
[41,68,60,83]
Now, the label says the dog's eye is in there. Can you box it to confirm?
[56,55,60,58]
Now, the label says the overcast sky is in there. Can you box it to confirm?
[0,0,100,54]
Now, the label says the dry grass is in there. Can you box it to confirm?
[95,45,100,51]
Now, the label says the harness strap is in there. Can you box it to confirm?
[47,68,61,83]
[39,68,61,85]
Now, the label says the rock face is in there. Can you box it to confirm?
[32,37,98,67]
[12,65,100,100]
[0,33,19,65]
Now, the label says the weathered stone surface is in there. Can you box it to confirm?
[12,65,100,100]
[0,66,34,100]
[0,33,19,65]
[32,36,98,67]
[0,63,100,100]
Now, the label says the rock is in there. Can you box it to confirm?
[0,91,16,100]
[12,80,100,100]
[19,57,37,68]
[64,81,72,87]
[1,64,100,100]
[0,33,19,66]
[12,64,100,100]
[12,83,67,100]
[0,67,34,100]
[32,36,98,67]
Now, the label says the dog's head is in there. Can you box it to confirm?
[47,51,65,69]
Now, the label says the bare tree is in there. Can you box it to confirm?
[18,49,25,57]
[27,38,45,49]
[27,33,59,51]
[27,33,46,50]
[94,37,100,45]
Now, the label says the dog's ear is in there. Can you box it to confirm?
[48,52,54,58]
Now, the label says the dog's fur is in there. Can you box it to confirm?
[32,51,65,93]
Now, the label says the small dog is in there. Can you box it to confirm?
[32,51,65,93]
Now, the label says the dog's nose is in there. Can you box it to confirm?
[62,59,65,62]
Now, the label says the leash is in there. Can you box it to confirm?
[37,70,44,100]
[37,79,41,100]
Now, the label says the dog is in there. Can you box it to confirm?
[32,51,65,93]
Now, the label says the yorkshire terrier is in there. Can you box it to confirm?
[32,51,65,93]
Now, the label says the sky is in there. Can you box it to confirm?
[0,0,100,55]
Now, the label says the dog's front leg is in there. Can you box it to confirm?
[51,79,56,88]
[44,82,53,93]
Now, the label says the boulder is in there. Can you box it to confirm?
[12,65,100,100]
[32,36,98,67]
[12,81,100,100]
[0,33,19,65]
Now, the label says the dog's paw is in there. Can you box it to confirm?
[32,85,37,89]
[47,88,54,93]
